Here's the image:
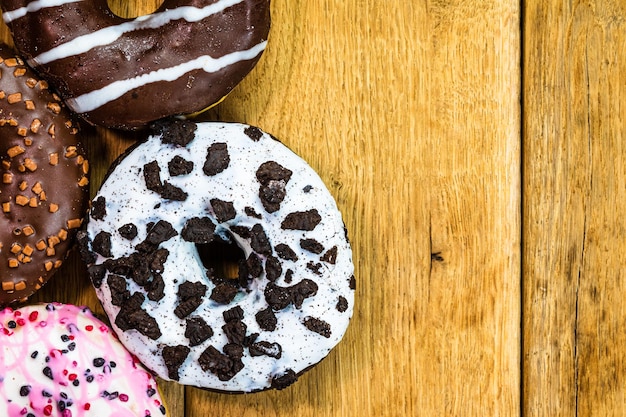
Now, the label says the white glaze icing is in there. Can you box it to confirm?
[65,42,267,114]
[31,0,247,65]
[0,303,167,416]
[2,0,84,23]
[85,123,355,392]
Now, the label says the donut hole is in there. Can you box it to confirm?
[108,0,165,18]
[197,237,245,281]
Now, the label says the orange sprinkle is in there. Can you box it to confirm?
[8,259,19,268]
[2,281,14,291]
[28,197,37,208]
[82,160,89,174]
[18,181,27,191]
[10,244,22,254]
[49,203,59,213]
[32,182,43,195]
[24,158,37,172]
[78,176,89,187]
[49,153,59,166]
[7,92,22,104]
[47,102,61,114]
[38,80,48,90]
[2,173,13,184]
[24,99,35,110]
[22,245,33,256]
[4,58,18,67]
[58,229,68,241]
[48,236,60,248]
[54,260,62,269]
[65,146,77,158]
[13,68,26,77]
[14,281,26,291]
[44,261,53,271]
[23,226,35,236]
[15,195,29,206]
[17,126,28,136]
[24,137,33,146]
[7,145,24,158]
[30,119,42,133]
[2,202,10,213]
[26,78,37,88]
[39,191,47,201]
[36,240,46,251]
[67,218,82,229]
[46,247,55,257]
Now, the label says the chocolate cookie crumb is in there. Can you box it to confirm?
[210,283,238,304]
[162,345,190,381]
[92,231,112,258]
[303,317,331,338]
[160,181,188,201]
[107,274,130,306]
[143,161,162,192]
[203,142,230,176]
[181,217,215,243]
[265,256,282,281]
[245,206,262,219]
[174,296,203,319]
[198,345,242,381]
[250,224,272,255]
[210,198,236,223]
[321,246,338,264]
[185,317,213,346]
[300,239,324,254]
[275,244,298,261]
[281,209,322,231]
[154,118,197,147]
[336,296,348,312]
[118,223,138,240]
[271,369,297,390]
[91,196,106,220]
[168,155,194,176]
[244,126,263,141]
[255,307,277,331]
[249,341,282,358]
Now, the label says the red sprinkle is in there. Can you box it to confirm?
[84,403,91,410]
[85,325,93,331]
[44,404,52,416]
[28,311,38,321]
[16,318,25,326]
[119,393,129,402]
[69,373,77,381]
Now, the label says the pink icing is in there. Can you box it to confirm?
[0,303,167,416]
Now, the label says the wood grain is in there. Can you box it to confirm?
[523,1,626,416]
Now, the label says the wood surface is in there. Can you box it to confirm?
[0,0,624,416]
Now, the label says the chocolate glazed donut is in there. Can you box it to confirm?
[0,45,89,305]
[1,0,271,130]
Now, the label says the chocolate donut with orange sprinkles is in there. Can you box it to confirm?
[0,45,89,305]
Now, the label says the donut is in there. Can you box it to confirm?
[0,45,89,305]
[78,120,355,392]
[0,302,168,416]
[1,0,271,130]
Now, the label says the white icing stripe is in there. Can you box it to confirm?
[31,0,245,65]
[65,41,267,114]
[2,0,84,23]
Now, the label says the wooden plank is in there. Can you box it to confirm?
[186,0,521,416]
[0,0,521,416]
[523,1,626,415]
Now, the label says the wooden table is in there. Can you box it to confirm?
[1,0,625,415]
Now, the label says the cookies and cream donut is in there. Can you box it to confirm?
[79,121,355,392]
[0,302,168,416]
[0,45,89,305]
[1,0,271,130]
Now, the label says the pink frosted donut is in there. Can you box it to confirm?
[0,303,168,416]
[1,0,271,130]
